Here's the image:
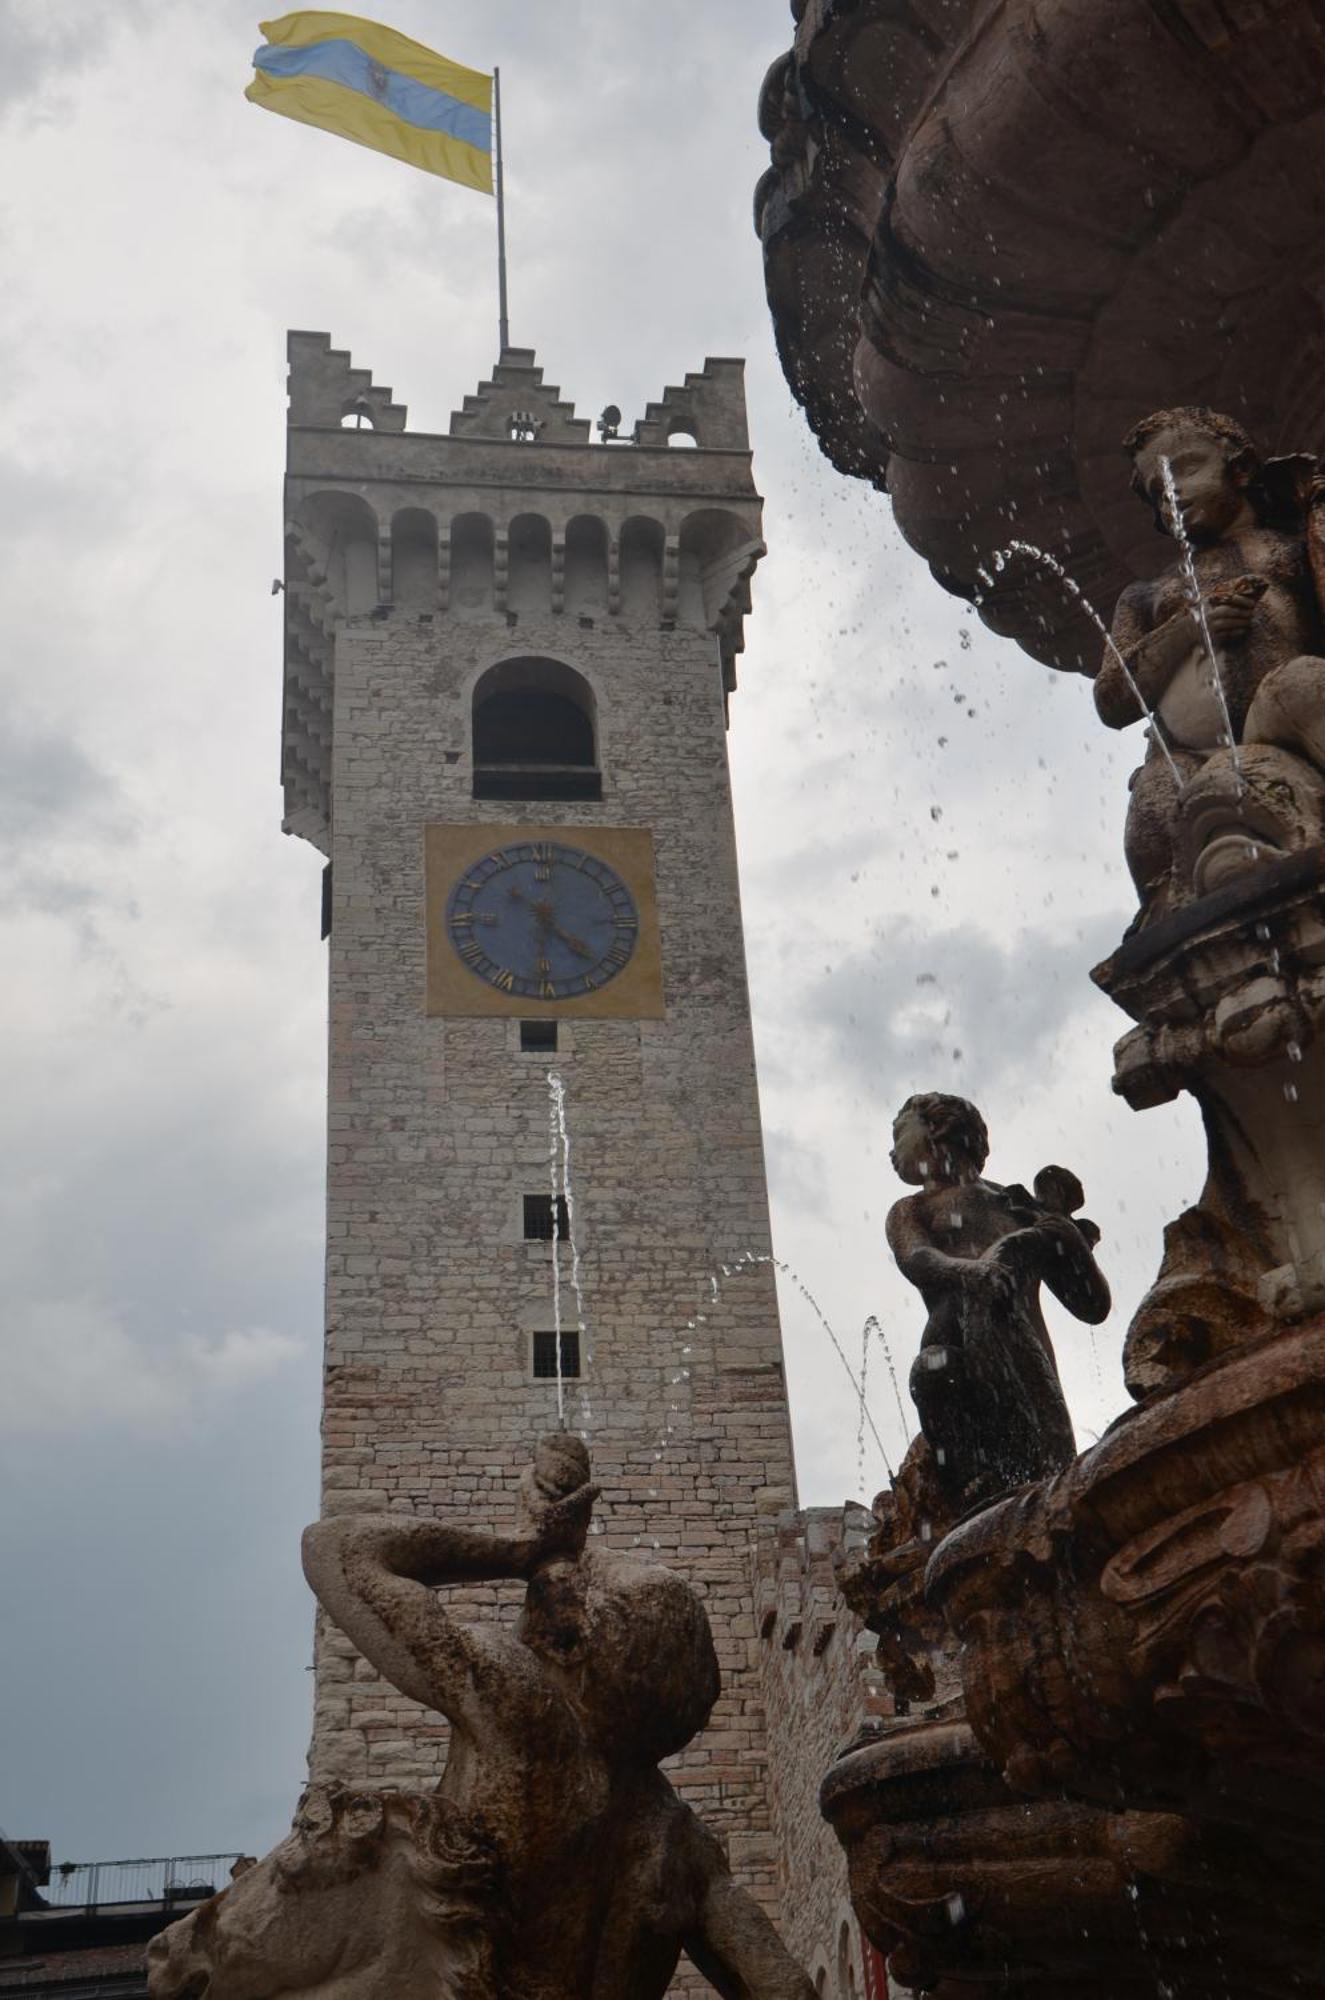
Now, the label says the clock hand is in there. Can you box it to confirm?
[548,920,591,958]
[504,883,591,958]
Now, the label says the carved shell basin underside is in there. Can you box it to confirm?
[758,0,1325,670]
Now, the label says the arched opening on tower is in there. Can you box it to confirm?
[295,492,378,617]
[471,657,601,801]
[508,513,553,616]
[564,515,608,616]
[679,508,760,632]
[391,508,437,612]
[620,516,663,622]
[450,512,495,614]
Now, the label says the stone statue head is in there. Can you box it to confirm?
[520,1544,720,1765]
[891,1093,989,1187]
[1124,405,1262,542]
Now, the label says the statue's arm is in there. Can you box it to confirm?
[681,1821,816,1999]
[1095,581,1192,728]
[886,1196,970,1290]
[1031,1215,1112,1325]
[301,1512,535,1725]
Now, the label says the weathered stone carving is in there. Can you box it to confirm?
[929,1324,1325,1816]
[920,1316,1325,1991]
[836,1434,957,1712]
[1100,408,1325,924]
[757,12,1325,1992]
[756,1,1325,674]
[828,1098,1325,1996]
[147,1436,815,2000]
[821,1106,1134,1996]
[887,1093,1110,1508]
[1079,409,1325,1395]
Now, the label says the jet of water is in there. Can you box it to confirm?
[973,537,1184,790]
[548,1070,593,1430]
[711,1250,897,1479]
[1158,456,1243,793]
[546,1072,567,1426]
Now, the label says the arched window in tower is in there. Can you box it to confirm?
[296,492,378,617]
[679,508,759,632]
[391,508,437,613]
[564,515,608,617]
[450,512,495,615]
[620,516,663,622]
[472,657,600,801]
[836,1921,856,2000]
[508,513,553,616]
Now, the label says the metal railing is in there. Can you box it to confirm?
[41,1854,242,1911]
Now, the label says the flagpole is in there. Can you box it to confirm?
[494,66,510,355]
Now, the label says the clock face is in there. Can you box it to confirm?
[445,841,639,1001]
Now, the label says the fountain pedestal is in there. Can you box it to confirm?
[1096,845,1325,1396]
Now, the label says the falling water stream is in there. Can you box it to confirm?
[547,1071,592,1429]
[1157,455,1243,791]
[706,1249,900,1482]
[973,538,1186,790]
[975,462,1251,808]
[546,1071,568,1425]
[539,1068,909,1489]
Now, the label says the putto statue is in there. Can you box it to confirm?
[1097,406,1325,917]
[147,1435,814,2000]
[886,1093,1110,1507]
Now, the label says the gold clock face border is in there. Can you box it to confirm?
[424,823,665,1019]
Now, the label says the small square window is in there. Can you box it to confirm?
[520,1019,558,1053]
[532,1330,581,1379]
[524,1194,570,1241]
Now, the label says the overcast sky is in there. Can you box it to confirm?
[0,0,1206,1869]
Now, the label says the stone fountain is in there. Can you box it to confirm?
[759,5,1325,1992]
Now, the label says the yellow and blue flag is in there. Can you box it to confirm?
[246,12,493,194]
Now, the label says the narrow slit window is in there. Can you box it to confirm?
[520,1019,558,1053]
[532,1330,581,1379]
[524,1193,570,1241]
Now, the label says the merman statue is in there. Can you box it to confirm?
[147,1434,815,2000]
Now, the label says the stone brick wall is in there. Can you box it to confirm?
[755,1505,889,1993]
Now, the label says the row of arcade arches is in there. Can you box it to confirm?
[291,495,754,627]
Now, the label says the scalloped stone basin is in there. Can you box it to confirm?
[758,0,1325,670]
[926,1318,1325,1838]
[817,1715,1312,1998]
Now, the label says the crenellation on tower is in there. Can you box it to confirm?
[280,340,767,847]
[286,328,408,431]
[448,346,591,444]
[632,356,752,451]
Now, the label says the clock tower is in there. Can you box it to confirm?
[280,334,801,1943]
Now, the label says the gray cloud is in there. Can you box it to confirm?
[793,911,1126,1113]
[0,722,120,839]
[0,2,142,120]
